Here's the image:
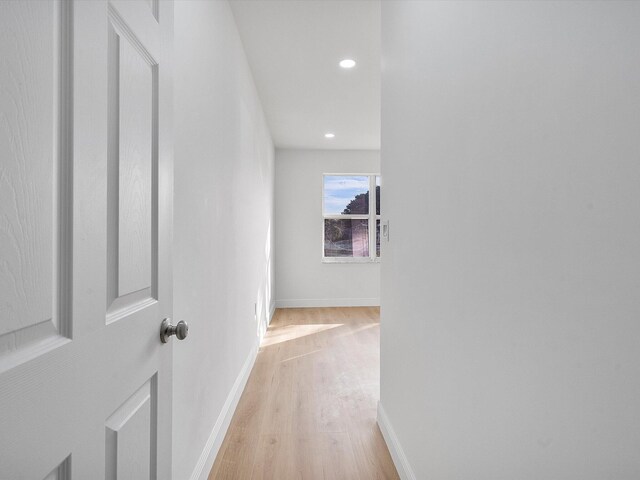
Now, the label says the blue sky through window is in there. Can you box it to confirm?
[323,175,369,215]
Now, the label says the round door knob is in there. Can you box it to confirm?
[160,318,189,343]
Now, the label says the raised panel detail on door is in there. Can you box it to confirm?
[43,456,71,480]
[105,376,157,480]
[106,6,158,323]
[0,0,72,364]
[146,0,159,22]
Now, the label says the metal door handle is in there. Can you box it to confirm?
[160,318,189,343]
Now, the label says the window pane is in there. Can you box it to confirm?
[323,175,369,215]
[376,219,380,257]
[324,219,369,257]
[375,176,381,215]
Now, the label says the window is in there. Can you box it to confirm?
[323,174,381,262]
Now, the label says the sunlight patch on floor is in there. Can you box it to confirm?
[335,322,379,338]
[280,349,323,363]
[260,323,343,347]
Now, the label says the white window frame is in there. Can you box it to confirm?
[322,173,380,263]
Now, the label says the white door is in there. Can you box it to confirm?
[0,0,175,478]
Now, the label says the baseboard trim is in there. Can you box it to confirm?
[189,344,258,480]
[275,298,380,308]
[377,402,417,480]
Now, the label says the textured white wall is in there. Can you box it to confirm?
[380,2,640,479]
[173,2,274,479]
[275,149,380,307]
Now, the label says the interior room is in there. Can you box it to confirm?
[1,1,640,479]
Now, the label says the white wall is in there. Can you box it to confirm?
[380,2,640,479]
[173,2,274,479]
[275,149,380,307]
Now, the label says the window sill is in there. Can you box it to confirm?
[322,257,381,264]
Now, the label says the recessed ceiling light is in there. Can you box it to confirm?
[339,59,356,69]
[324,133,335,139]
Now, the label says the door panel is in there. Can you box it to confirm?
[0,0,70,363]
[0,0,173,478]
[116,29,154,298]
[106,5,159,321]
[105,376,156,480]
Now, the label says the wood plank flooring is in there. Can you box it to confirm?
[208,307,399,480]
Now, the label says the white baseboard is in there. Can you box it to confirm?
[377,402,417,480]
[275,298,380,308]
[189,344,258,480]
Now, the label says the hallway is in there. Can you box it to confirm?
[208,307,398,479]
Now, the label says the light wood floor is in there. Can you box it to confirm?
[208,307,399,480]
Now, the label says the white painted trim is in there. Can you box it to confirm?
[275,298,380,308]
[321,257,381,264]
[377,402,416,480]
[189,343,258,480]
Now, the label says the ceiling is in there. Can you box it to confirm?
[229,0,380,150]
